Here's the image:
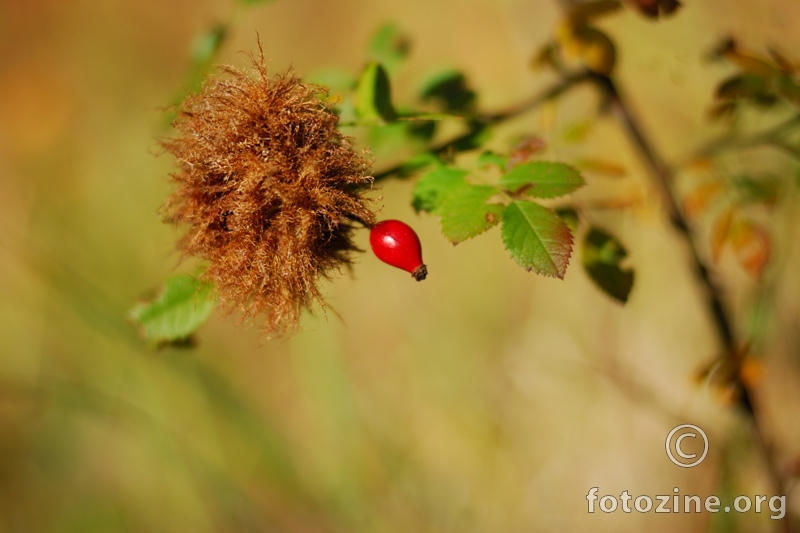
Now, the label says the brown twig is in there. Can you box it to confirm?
[685,112,800,164]
[372,70,593,181]
[589,72,791,532]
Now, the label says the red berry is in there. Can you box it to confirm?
[369,220,427,281]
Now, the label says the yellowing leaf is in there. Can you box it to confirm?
[730,218,770,278]
[682,181,722,217]
[710,208,733,263]
[557,23,616,75]
[507,136,547,169]
[573,158,627,177]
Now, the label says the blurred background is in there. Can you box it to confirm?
[1,0,799,531]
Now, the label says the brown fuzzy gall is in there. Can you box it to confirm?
[161,52,375,336]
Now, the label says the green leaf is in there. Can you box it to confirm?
[239,0,277,5]
[453,121,492,152]
[476,151,509,170]
[368,122,415,158]
[555,206,579,232]
[777,75,800,106]
[439,185,504,243]
[368,22,411,73]
[305,68,356,93]
[397,152,444,176]
[501,200,574,279]
[500,161,585,198]
[129,274,217,345]
[191,25,227,66]
[732,175,781,206]
[582,228,634,303]
[355,62,397,123]
[412,167,469,213]
[396,112,462,121]
[419,70,476,114]
[715,73,768,100]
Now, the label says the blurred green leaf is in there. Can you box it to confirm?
[396,152,444,175]
[191,25,227,67]
[500,161,585,199]
[368,22,411,73]
[306,68,356,93]
[733,175,781,206]
[453,121,492,152]
[412,167,469,213]
[355,62,397,123]
[777,75,800,106]
[715,73,767,100]
[501,200,573,279]
[396,112,462,121]
[239,0,278,5]
[129,274,216,345]
[368,122,416,158]
[419,70,476,114]
[476,151,509,170]
[582,227,634,303]
[555,206,579,232]
[438,185,503,243]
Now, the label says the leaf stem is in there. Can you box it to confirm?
[372,71,593,181]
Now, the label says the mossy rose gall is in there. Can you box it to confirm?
[161,48,376,336]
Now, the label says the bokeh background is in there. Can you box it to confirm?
[1,0,800,531]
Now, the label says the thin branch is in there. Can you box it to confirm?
[372,70,592,181]
[590,71,792,532]
[686,113,800,163]
[590,73,736,351]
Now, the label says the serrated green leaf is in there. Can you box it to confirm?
[439,185,503,243]
[355,62,397,123]
[129,274,216,344]
[368,22,410,73]
[419,70,476,114]
[412,167,469,213]
[476,151,509,170]
[501,200,574,279]
[582,228,633,303]
[500,161,585,199]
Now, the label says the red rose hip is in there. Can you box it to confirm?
[369,220,427,281]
